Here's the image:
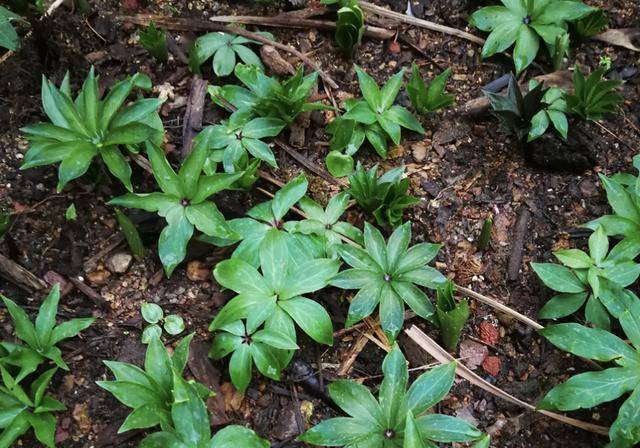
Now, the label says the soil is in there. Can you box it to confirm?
[0,0,639,447]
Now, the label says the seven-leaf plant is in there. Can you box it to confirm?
[531,226,640,330]
[206,108,285,172]
[108,131,241,276]
[407,63,455,115]
[1,284,95,376]
[21,68,164,192]
[209,319,298,394]
[538,285,640,447]
[286,191,364,258]
[210,229,340,365]
[299,345,488,447]
[469,0,596,74]
[189,31,272,77]
[330,222,446,340]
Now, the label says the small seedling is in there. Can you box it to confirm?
[141,302,185,343]
[567,65,623,120]
[138,21,168,63]
[114,208,145,258]
[435,280,470,351]
[65,203,77,221]
[407,64,455,115]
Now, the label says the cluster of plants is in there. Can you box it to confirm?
[532,155,640,446]
[0,285,94,446]
[486,66,623,144]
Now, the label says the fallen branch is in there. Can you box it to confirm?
[182,75,208,157]
[405,325,609,436]
[0,253,47,291]
[360,1,485,46]
[274,138,347,187]
[116,15,338,89]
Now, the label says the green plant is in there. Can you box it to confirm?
[435,280,470,352]
[114,208,145,258]
[347,163,419,228]
[407,64,455,115]
[108,130,241,276]
[531,226,640,330]
[469,0,595,74]
[1,284,95,375]
[0,6,23,51]
[342,65,424,156]
[485,74,547,142]
[65,203,77,221]
[552,32,570,71]
[139,369,269,447]
[0,366,66,448]
[566,65,623,121]
[138,21,168,63]
[322,0,364,53]
[527,80,569,141]
[299,345,487,447]
[21,68,164,192]
[330,222,446,340]
[209,63,326,124]
[141,303,185,343]
[583,163,640,245]
[189,31,272,77]
[206,108,285,172]
[210,228,340,352]
[97,333,201,433]
[201,174,323,268]
[538,286,640,447]
[599,55,613,70]
[574,9,608,38]
[210,319,297,393]
[286,191,363,258]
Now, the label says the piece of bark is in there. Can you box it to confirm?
[0,253,47,291]
[260,45,296,76]
[182,75,208,158]
[507,206,531,282]
[68,277,109,310]
[188,342,230,425]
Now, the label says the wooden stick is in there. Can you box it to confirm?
[116,15,338,89]
[0,254,47,292]
[405,326,609,436]
[360,2,486,46]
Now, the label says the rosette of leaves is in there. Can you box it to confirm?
[210,229,341,350]
[299,345,488,447]
[527,80,569,141]
[485,73,547,141]
[21,68,164,192]
[469,0,595,74]
[189,31,272,77]
[330,222,446,340]
[97,334,204,433]
[209,63,326,124]
[1,284,95,377]
[108,132,241,277]
[341,65,424,157]
[0,366,66,448]
[531,226,640,330]
[435,280,470,352]
[140,367,269,448]
[201,174,323,267]
[209,319,298,393]
[138,21,168,63]
[141,303,185,343]
[583,163,640,244]
[347,163,419,228]
[407,63,455,115]
[206,108,285,172]
[286,191,364,258]
[566,65,623,121]
[538,286,640,447]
